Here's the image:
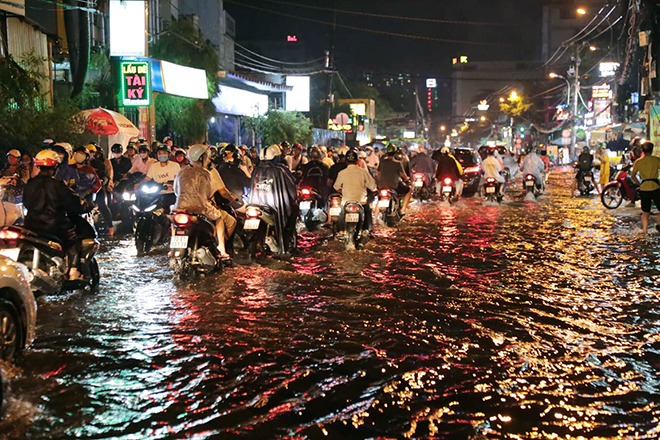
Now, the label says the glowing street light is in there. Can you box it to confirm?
[479,115,487,122]
[508,91,519,101]
[589,45,597,51]
[576,7,586,15]
[440,125,446,131]
[499,97,505,103]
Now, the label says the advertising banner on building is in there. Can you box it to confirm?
[110,0,146,57]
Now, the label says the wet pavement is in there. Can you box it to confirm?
[1,167,659,439]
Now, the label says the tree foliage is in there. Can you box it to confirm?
[0,54,83,153]
[150,19,219,143]
[499,95,532,118]
[247,110,313,147]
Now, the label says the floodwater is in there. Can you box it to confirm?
[1,168,659,439]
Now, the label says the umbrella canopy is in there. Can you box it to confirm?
[76,107,140,137]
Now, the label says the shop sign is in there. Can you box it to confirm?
[120,61,151,107]
[328,119,351,131]
[592,85,611,99]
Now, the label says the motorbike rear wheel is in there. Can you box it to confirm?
[601,186,623,209]
[89,257,100,289]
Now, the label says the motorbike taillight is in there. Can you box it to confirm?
[331,198,341,207]
[173,213,190,225]
[486,178,496,183]
[443,178,452,185]
[346,204,359,212]
[301,188,312,197]
[0,230,20,240]
[414,174,424,181]
[246,207,262,218]
[380,189,389,198]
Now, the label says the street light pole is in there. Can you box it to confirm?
[572,49,581,160]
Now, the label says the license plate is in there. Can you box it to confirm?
[169,235,188,249]
[442,186,452,193]
[378,199,390,208]
[329,207,341,216]
[244,218,261,230]
[584,176,592,181]
[345,213,359,223]
[486,186,496,193]
[413,180,424,187]
[0,248,19,261]
[525,180,534,187]
[299,201,311,210]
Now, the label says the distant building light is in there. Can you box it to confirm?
[287,35,298,42]
[426,78,437,88]
[477,100,490,111]
[460,56,468,64]
[599,62,620,77]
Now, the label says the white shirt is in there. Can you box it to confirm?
[482,156,505,183]
[366,153,380,169]
[333,164,377,204]
[129,155,156,175]
[146,161,180,184]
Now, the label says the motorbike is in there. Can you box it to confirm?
[577,169,595,195]
[378,189,401,227]
[132,181,172,255]
[241,204,284,260]
[298,187,327,232]
[328,193,343,237]
[523,174,542,198]
[438,177,457,203]
[169,212,222,280]
[0,176,24,226]
[0,219,100,295]
[338,201,367,251]
[482,178,502,203]
[601,164,643,209]
[411,173,433,202]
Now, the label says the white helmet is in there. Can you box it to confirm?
[264,144,282,161]
[188,144,208,162]
[337,146,350,156]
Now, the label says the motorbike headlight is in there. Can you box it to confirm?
[616,164,623,170]
[141,185,159,194]
[144,204,158,212]
[122,192,136,201]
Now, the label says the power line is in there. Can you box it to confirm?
[224,0,511,46]
[235,41,326,66]
[255,0,516,27]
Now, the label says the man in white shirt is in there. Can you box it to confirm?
[333,150,377,231]
[482,148,506,195]
[145,145,180,189]
[128,144,156,178]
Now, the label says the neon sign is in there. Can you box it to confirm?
[120,61,151,107]
[287,35,298,42]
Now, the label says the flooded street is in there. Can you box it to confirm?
[2,168,659,439]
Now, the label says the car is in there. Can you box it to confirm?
[0,255,36,362]
[454,148,482,196]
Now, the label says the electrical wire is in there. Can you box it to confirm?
[224,0,510,46]
[233,61,327,76]
[254,0,516,27]
[234,41,326,66]
[234,51,324,71]
[335,72,353,99]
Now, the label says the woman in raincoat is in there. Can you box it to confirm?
[596,144,610,194]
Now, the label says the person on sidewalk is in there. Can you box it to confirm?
[630,141,660,235]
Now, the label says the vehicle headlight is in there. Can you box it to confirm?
[122,192,136,201]
[141,185,159,194]
[145,204,158,212]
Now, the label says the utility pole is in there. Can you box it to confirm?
[571,47,581,160]
[325,2,337,126]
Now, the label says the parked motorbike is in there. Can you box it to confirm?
[298,187,327,232]
[169,212,221,280]
[523,174,542,198]
[438,177,457,203]
[0,220,100,295]
[242,204,282,260]
[601,164,643,209]
[328,193,343,237]
[411,173,433,202]
[378,189,401,227]
[577,169,595,195]
[133,181,172,255]
[482,178,502,203]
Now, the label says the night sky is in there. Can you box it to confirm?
[224,0,545,76]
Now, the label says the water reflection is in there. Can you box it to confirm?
[1,168,659,439]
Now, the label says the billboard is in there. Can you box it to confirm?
[120,61,151,107]
[110,0,146,57]
[285,76,310,112]
[212,85,268,117]
[158,60,208,99]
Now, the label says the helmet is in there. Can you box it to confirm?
[223,143,238,155]
[57,142,73,156]
[6,149,21,158]
[264,144,282,161]
[163,136,172,143]
[358,150,367,159]
[156,145,170,153]
[582,146,589,153]
[308,146,322,161]
[111,143,123,153]
[188,144,208,162]
[138,144,150,153]
[386,144,397,155]
[35,149,61,167]
[440,146,450,155]
[337,146,350,156]
[281,141,291,150]
[365,145,373,151]
[292,142,303,151]
[345,149,359,163]
[85,144,97,153]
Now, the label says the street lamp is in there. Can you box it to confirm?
[549,72,571,104]
[509,91,519,101]
[576,7,587,15]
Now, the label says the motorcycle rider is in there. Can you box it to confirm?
[87,144,114,235]
[1,149,29,204]
[217,144,251,203]
[502,150,519,183]
[482,147,506,196]
[328,146,350,187]
[574,146,594,194]
[128,144,156,180]
[110,144,132,191]
[365,146,379,178]
[249,144,298,255]
[631,141,660,234]
[520,145,546,192]
[409,145,436,188]
[145,145,180,207]
[24,150,95,280]
[173,144,237,262]
[433,146,463,198]
[377,144,412,215]
[300,146,331,204]
[70,146,102,197]
[287,142,308,173]
[333,149,377,232]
